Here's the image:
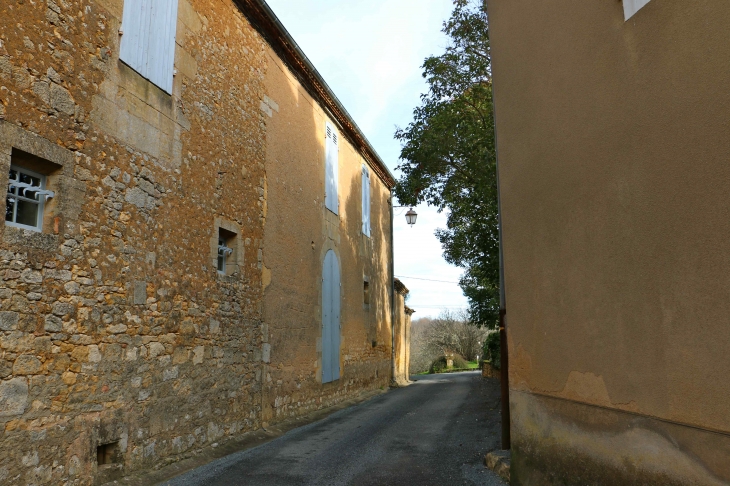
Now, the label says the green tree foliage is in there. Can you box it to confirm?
[482,331,501,369]
[394,0,498,328]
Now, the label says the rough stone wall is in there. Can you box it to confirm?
[260,47,393,424]
[0,0,269,484]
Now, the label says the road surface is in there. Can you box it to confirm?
[164,371,505,486]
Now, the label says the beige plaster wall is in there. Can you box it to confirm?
[487,0,730,483]
[392,290,406,386]
[261,46,393,424]
[391,289,412,386]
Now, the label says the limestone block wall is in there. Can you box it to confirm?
[0,0,269,484]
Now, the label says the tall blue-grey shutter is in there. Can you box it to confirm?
[322,251,333,383]
[361,164,371,236]
[120,0,179,94]
[325,122,339,214]
[331,251,341,381]
[322,250,341,383]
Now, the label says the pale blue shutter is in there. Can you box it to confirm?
[361,165,371,237]
[330,251,341,381]
[120,0,179,94]
[322,251,333,383]
[322,250,341,383]
[325,122,339,214]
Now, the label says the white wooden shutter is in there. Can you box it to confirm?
[120,0,179,94]
[325,122,339,214]
[361,164,371,236]
[623,0,650,20]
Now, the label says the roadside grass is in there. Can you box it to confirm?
[413,361,482,375]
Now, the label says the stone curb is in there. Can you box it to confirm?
[485,449,511,483]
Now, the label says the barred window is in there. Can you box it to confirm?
[5,166,53,232]
[218,237,232,274]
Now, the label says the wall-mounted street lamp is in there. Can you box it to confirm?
[389,202,417,384]
[405,208,417,227]
[394,206,418,227]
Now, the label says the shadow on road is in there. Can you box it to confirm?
[162,372,506,486]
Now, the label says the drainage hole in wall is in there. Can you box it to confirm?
[97,441,120,466]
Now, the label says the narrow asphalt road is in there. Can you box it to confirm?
[164,372,505,486]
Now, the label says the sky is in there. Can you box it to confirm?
[265,0,468,318]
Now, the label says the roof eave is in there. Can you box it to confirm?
[235,0,396,189]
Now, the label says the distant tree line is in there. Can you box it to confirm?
[409,310,492,374]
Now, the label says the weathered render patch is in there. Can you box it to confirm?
[510,391,730,485]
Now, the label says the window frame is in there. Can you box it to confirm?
[213,222,241,278]
[5,165,47,232]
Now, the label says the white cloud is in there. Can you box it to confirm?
[265,0,467,317]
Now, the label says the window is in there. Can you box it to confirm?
[217,228,236,276]
[5,166,54,232]
[211,219,243,277]
[119,0,179,94]
[217,238,232,274]
[363,279,370,306]
[361,164,371,236]
[1,130,74,241]
[325,122,339,214]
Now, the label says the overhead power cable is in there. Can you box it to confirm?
[407,304,467,308]
[394,275,460,284]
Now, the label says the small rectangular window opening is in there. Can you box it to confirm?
[97,441,120,466]
[5,149,61,233]
[217,228,236,275]
[363,280,370,306]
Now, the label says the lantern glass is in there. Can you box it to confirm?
[405,208,417,226]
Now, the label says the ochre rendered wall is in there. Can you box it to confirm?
[487,0,730,484]
[391,282,412,386]
[260,47,393,424]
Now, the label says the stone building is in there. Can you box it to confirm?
[0,0,399,484]
[391,278,413,386]
[251,1,397,424]
[487,0,730,484]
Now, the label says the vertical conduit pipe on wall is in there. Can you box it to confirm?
[389,194,396,385]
